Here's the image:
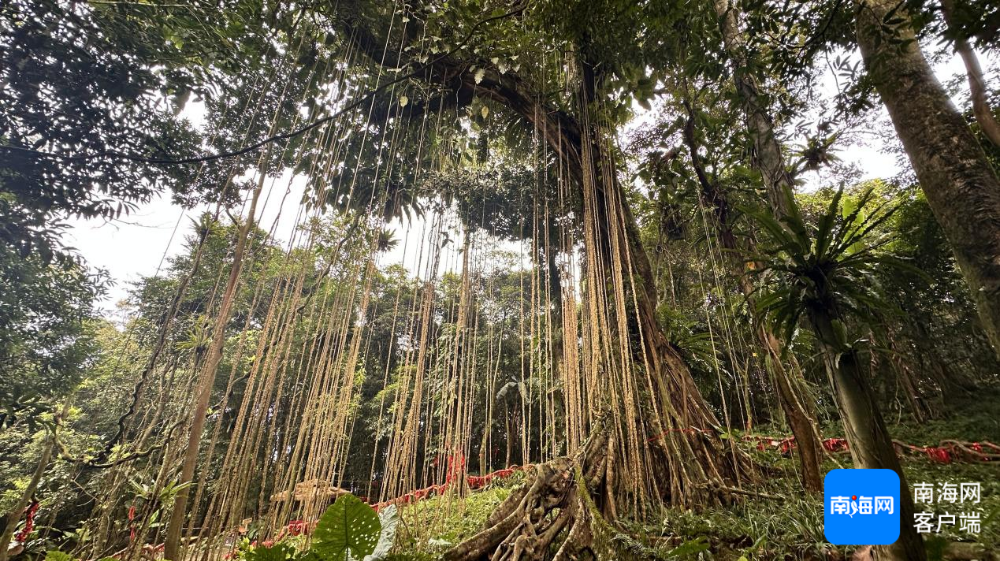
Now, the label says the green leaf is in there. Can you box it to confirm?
[830,319,849,349]
[779,185,809,249]
[814,185,843,259]
[46,552,74,561]
[364,504,399,561]
[666,537,710,557]
[739,206,792,249]
[246,543,299,561]
[313,494,381,561]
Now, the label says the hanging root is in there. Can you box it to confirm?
[444,434,608,561]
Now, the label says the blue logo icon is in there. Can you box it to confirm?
[824,469,900,545]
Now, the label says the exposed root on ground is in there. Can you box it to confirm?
[443,425,747,561]
[443,435,605,561]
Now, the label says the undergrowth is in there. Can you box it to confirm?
[382,394,998,560]
[387,476,523,561]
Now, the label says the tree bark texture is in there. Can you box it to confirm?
[810,310,926,561]
[443,435,607,561]
[713,0,793,219]
[855,0,1000,356]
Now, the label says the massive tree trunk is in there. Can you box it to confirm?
[423,49,749,498]
[441,58,758,559]
[331,13,751,557]
[809,310,926,561]
[855,0,1000,356]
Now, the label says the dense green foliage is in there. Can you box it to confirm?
[1,0,998,559]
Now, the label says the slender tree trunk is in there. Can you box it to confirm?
[695,165,825,493]
[883,328,932,422]
[709,2,826,491]
[0,433,55,561]
[713,0,792,218]
[163,182,266,561]
[505,408,512,469]
[941,0,1000,149]
[809,310,926,561]
[680,89,824,490]
[854,0,1000,356]
[761,330,824,491]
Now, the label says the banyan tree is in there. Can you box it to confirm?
[4,0,1000,560]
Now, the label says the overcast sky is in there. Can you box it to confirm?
[64,47,994,316]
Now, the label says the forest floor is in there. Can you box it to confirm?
[384,391,1000,560]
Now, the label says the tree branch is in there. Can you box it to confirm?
[0,5,527,166]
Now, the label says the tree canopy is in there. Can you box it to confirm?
[1,1,999,560]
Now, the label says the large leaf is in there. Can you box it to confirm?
[312,494,381,561]
[364,504,399,561]
[814,185,843,259]
[779,185,810,251]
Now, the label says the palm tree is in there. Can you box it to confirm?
[747,185,927,561]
